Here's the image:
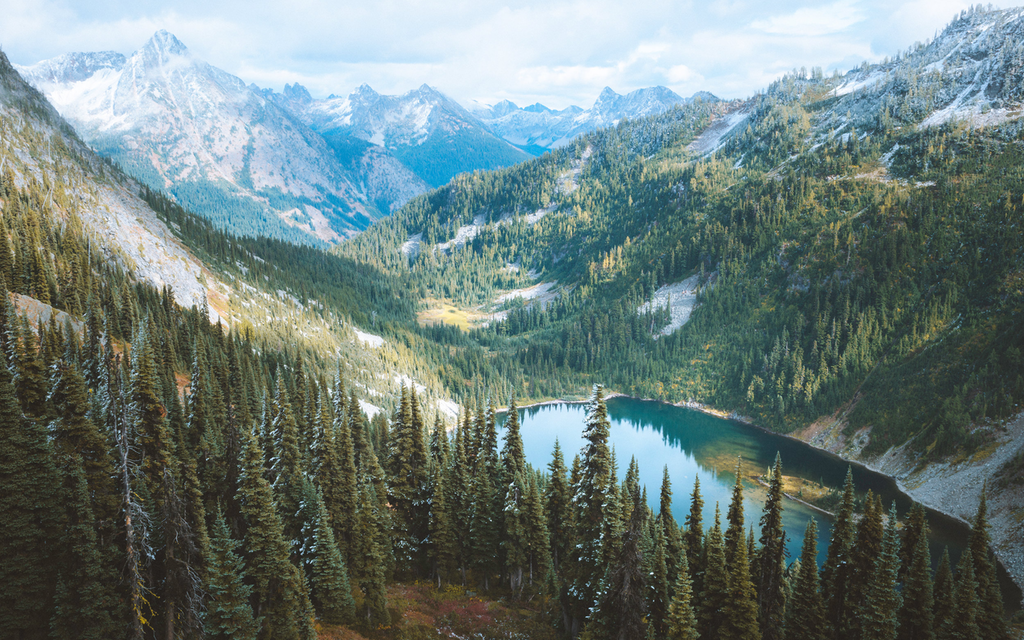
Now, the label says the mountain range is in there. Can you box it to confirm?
[17,30,719,244]
[467,86,718,153]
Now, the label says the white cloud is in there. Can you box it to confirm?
[751,0,865,37]
[0,0,1010,109]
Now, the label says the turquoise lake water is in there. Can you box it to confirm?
[499,395,1021,608]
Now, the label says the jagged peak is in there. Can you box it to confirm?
[284,82,312,104]
[142,30,190,57]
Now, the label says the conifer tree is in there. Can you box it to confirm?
[966,489,1007,640]
[725,460,746,567]
[698,506,729,640]
[898,522,935,640]
[684,475,705,597]
[785,518,825,640]
[236,425,314,640]
[648,523,671,640]
[0,328,60,637]
[944,551,981,640]
[822,467,856,640]
[723,495,761,640]
[206,510,260,640]
[430,465,458,587]
[569,385,614,628]
[49,454,121,640]
[470,459,501,590]
[524,472,552,588]
[758,453,787,640]
[545,439,572,573]
[848,491,884,636]
[659,466,683,600]
[861,503,902,640]
[932,548,954,637]
[300,480,356,626]
[666,550,699,640]
[596,496,648,640]
[352,476,390,628]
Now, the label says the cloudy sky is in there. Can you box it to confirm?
[0,0,1009,108]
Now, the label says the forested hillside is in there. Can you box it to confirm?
[341,6,1024,469]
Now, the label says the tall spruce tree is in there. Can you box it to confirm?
[898,521,935,640]
[300,480,356,626]
[932,548,954,638]
[758,453,787,640]
[596,496,648,640]
[684,475,705,598]
[785,518,825,640]
[966,489,1007,640]
[666,550,699,640]
[723,490,761,640]
[49,454,121,640]
[861,503,902,640]
[822,467,856,640]
[206,510,260,640]
[0,325,61,637]
[698,505,729,640]
[944,551,981,640]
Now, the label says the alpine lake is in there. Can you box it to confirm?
[497,395,1022,609]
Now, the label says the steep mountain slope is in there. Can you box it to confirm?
[341,6,1024,585]
[469,86,717,151]
[277,82,533,188]
[0,46,461,419]
[17,31,385,244]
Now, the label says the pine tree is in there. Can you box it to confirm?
[430,465,458,586]
[545,439,572,573]
[725,459,747,568]
[352,475,391,628]
[861,503,902,640]
[0,330,60,637]
[648,523,671,640]
[698,505,729,640]
[659,466,683,601]
[684,475,705,598]
[898,521,935,640]
[569,384,615,628]
[822,467,856,640]
[785,518,825,640]
[596,496,648,640]
[236,425,314,640]
[666,550,699,640]
[848,491,884,636]
[932,548,954,638]
[758,452,787,640]
[722,495,761,640]
[301,480,356,626]
[206,510,260,640]
[944,551,981,640]
[49,454,121,640]
[966,489,1007,640]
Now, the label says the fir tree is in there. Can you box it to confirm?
[861,503,902,640]
[0,332,60,637]
[49,454,121,640]
[725,459,746,567]
[206,510,260,640]
[352,476,390,628]
[722,494,761,640]
[545,439,572,573]
[300,481,356,626]
[666,550,699,640]
[898,521,935,640]
[236,425,314,640]
[596,496,648,640]
[822,467,856,640]
[430,465,458,586]
[758,453,787,640]
[698,506,729,640]
[966,489,1007,640]
[659,466,683,601]
[943,551,981,640]
[933,548,954,637]
[684,475,705,598]
[785,518,825,640]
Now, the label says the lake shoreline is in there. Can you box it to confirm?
[509,390,1024,604]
